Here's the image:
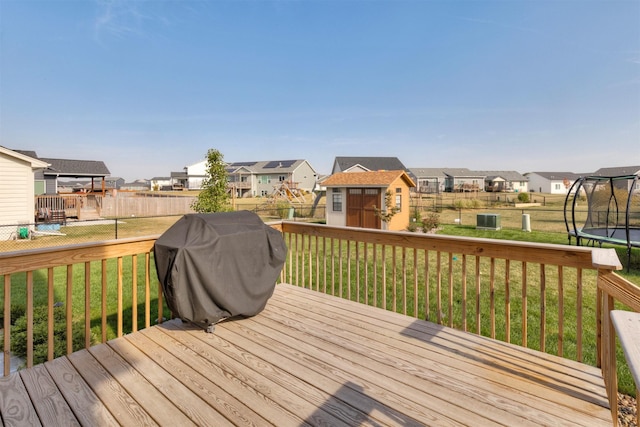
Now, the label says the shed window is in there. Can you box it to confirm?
[332,190,342,212]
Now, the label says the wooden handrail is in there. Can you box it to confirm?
[598,271,640,425]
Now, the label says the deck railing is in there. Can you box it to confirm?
[598,270,640,423]
[0,220,638,426]
[0,236,163,375]
[278,221,639,426]
[280,222,620,356]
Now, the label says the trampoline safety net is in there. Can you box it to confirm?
[154,211,287,332]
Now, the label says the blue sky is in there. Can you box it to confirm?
[1,0,638,181]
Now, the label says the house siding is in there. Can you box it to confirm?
[190,159,317,195]
[0,152,35,238]
[387,176,412,231]
[326,188,347,227]
[526,173,577,195]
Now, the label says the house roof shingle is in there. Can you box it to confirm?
[333,157,408,173]
[526,172,582,180]
[41,158,111,177]
[592,166,640,177]
[225,159,313,175]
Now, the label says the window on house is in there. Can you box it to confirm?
[395,194,402,210]
[279,175,286,182]
[332,190,342,212]
[554,183,561,190]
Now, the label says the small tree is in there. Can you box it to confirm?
[191,149,231,213]
[374,190,399,224]
[517,192,530,203]
[421,211,440,233]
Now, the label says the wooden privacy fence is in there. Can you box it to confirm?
[99,195,197,217]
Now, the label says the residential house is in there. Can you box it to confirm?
[182,159,208,190]
[592,166,640,192]
[478,170,529,193]
[170,170,189,190]
[524,172,582,194]
[409,168,447,194]
[0,147,49,238]
[150,177,173,191]
[227,159,317,197]
[182,158,318,197]
[442,168,485,192]
[321,170,416,231]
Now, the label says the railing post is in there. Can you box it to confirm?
[601,292,618,425]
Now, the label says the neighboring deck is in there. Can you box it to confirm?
[0,284,611,426]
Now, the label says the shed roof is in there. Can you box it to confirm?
[321,170,416,188]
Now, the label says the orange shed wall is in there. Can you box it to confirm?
[387,176,412,231]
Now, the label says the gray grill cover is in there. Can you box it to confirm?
[154,211,287,331]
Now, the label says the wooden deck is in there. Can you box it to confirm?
[0,284,611,426]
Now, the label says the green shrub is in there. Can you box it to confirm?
[469,199,485,209]
[517,192,530,203]
[12,306,95,365]
[422,212,440,233]
[0,305,26,327]
[277,202,293,219]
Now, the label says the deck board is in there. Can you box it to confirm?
[20,364,79,426]
[271,284,610,424]
[0,283,611,426]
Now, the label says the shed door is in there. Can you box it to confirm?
[347,188,381,229]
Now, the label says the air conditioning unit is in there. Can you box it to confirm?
[477,213,501,230]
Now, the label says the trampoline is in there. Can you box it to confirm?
[564,174,640,271]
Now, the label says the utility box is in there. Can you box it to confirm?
[477,213,501,230]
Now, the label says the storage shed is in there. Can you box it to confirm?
[321,170,416,231]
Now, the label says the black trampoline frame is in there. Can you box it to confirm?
[564,174,640,271]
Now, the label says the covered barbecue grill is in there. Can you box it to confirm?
[154,211,287,332]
